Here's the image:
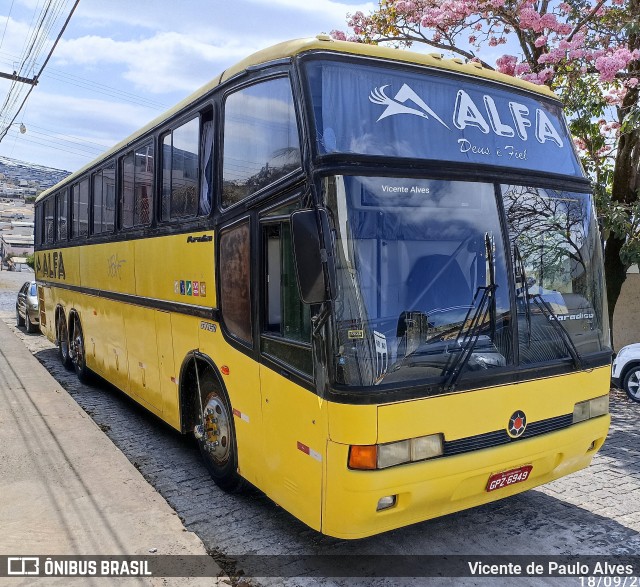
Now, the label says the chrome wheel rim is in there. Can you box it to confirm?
[201,394,231,464]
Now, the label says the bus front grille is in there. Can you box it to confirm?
[443,413,574,456]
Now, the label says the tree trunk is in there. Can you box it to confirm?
[606,76,639,349]
[604,235,627,349]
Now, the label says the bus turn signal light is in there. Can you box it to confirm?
[348,445,377,470]
[349,434,444,470]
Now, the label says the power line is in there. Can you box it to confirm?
[0,0,80,144]
[21,122,113,150]
[14,127,105,155]
[0,50,170,111]
[3,127,99,159]
[0,0,16,51]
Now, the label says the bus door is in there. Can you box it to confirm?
[217,218,264,489]
[258,215,324,532]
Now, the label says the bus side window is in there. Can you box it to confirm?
[71,180,89,238]
[134,143,153,225]
[120,144,153,229]
[219,220,253,344]
[222,77,301,209]
[120,152,135,229]
[103,163,116,232]
[44,197,55,244]
[161,118,199,221]
[56,189,67,242]
[93,170,104,234]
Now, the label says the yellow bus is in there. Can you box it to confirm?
[34,36,611,539]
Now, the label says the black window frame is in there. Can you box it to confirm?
[220,74,303,211]
[34,204,42,248]
[44,196,56,245]
[55,188,68,243]
[260,213,313,377]
[160,114,201,223]
[218,216,254,347]
[119,140,154,231]
[71,178,89,240]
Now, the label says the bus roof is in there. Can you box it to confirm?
[37,36,558,202]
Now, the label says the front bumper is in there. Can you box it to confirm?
[323,415,609,539]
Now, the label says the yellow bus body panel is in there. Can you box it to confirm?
[35,232,217,429]
[328,402,378,445]
[322,367,610,539]
[134,233,216,306]
[196,333,264,490]
[258,365,328,531]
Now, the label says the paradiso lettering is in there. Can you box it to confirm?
[36,251,66,280]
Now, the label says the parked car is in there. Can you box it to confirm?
[612,343,640,403]
[16,281,40,334]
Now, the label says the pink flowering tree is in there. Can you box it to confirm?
[333,0,640,332]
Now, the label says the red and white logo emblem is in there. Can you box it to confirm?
[507,410,527,438]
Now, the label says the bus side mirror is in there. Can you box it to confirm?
[291,208,335,305]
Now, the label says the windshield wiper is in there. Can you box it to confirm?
[513,244,532,345]
[443,233,496,392]
[531,294,583,370]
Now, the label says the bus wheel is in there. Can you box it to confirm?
[70,315,90,382]
[195,369,245,492]
[16,308,25,328]
[57,313,73,370]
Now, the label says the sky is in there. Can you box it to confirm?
[0,0,375,172]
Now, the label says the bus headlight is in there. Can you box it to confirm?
[378,440,411,469]
[573,395,609,424]
[349,434,443,470]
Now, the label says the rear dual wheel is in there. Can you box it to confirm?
[57,313,73,370]
[69,314,90,382]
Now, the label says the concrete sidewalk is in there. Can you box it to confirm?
[0,319,227,585]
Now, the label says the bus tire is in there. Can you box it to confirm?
[195,368,246,493]
[16,308,25,328]
[57,312,73,370]
[70,314,90,383]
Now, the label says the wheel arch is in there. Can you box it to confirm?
[178,351,228,435]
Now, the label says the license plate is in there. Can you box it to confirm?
[486,465,533,492]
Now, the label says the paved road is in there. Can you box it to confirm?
[2,269,640,586]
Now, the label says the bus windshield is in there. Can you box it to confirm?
[323,175,608,391]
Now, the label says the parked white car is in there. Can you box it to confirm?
[612,344,640,403]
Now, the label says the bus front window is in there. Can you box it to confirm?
[502,185,610,363]
[323,175,513,389]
